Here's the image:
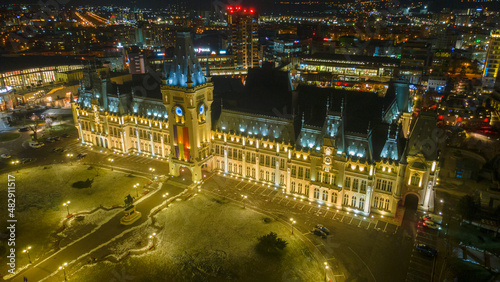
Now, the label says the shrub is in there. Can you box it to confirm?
[256,232,288,256]
[72,178,93,189]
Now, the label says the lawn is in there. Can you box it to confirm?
[0,164,149,275]
[69,194,325,281]
[44,123,76,137]
[443,258,498,282]
[0,132,20,142]
[448,223,500,256]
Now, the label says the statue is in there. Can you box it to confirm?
[124,194,134,207]
[120,194,141,225]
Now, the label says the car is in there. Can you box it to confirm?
[315,224,330,235]
[421,214,443,224]
[52,136,61,141]
[46,138,55,143]
[29,142,44,148]
[1,153,11,159]
[311,228,327,238]
[19,127,29,132]
[76,153,87,159]
[423,220,441,230]
[20,158,34,164]
[61,133,70,138]
[415,243,438,257]
[10,160,20,165]
[53,147,64,153]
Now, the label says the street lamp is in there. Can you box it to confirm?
[62,201,70,216]
[149,232,156,248]
[108,158,114,170]
[149,167,155,179]
[133,183,140,197]
[290,218,296,234]
[22,246,32,263]
[241,195,247,208]
[324,262,329,282]
[59,262,68,281]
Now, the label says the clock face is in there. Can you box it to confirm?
[199,104,205,115]
[175,106,183,117]
[325,157,331,164]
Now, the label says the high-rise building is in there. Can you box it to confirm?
[227,5,259,69]
[128,46,146,74]
[399,40,432,84]
[483,30,500,92]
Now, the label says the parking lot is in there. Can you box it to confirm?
[201,174,410,282]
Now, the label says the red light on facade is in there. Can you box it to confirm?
[235,6,241,11]
[336,82,342,86]
[484,118,489,123]
[343,83,349,86]
[227,6,231,10]
[243,9,247,12]
[323,37,329,41]
[250,9,254,13]
[458,117,462,121]
[438,115,443,120]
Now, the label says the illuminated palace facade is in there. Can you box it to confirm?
[73,32,440,217]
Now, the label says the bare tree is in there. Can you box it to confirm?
[28,114,43,142]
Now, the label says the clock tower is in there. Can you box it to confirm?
[161,32,214,182]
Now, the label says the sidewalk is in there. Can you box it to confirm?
[8,176,187,282]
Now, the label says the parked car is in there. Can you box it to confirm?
[19,127,29,132]
[421,214,443,225]
[423,220,441,230]
[29,142,44,148]
[415,243,438,257]
[20,158,35,164]
[61,133,70,138]
[52,136,61,141]
[46,138,55,143]
[53,147,64,153]
[315,224,331,235]
[76,153,87,159]
[311,228,327,238]
[1,153,11,159]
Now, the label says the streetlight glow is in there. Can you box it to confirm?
[62,201,71,215]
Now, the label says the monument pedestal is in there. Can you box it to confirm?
[120,205,141,225]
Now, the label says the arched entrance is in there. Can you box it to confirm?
[404,193,419,212]
[178,166,192,183]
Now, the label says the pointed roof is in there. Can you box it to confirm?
[166,32,206,88]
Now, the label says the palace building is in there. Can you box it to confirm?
[72,32,440,217]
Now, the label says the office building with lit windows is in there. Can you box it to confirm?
[483,30,500,92]
[227,6,259,69]
[73,32,440,217]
